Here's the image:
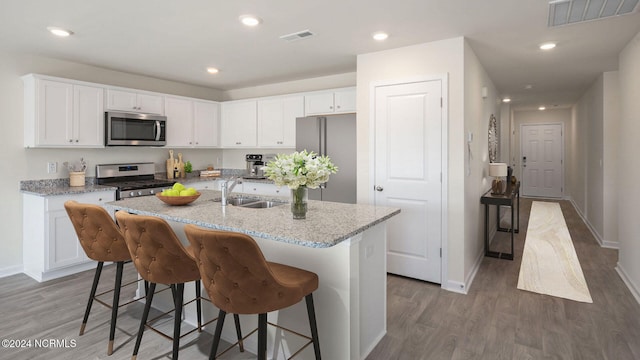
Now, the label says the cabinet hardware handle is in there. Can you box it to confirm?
[69,139,73,143]
[75,139,79,143]
[337,105,341,109]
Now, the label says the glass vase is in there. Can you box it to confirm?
[291,186,308,219]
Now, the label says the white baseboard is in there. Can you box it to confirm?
[616,263,640,306]
[565,196,619,249]
[442,249,483,294]
[0,265,23,279]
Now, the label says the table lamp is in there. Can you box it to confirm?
[489,162,508,195]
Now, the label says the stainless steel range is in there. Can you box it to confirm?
[96,162,175,199]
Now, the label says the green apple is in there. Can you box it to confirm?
[167,189,180,196]
[173,182,186,192]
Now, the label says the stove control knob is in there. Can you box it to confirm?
[138,191,143,196]
[129,192,135,197]
[150,189,155,194]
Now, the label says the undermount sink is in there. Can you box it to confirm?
[225,197,260,206]
[215,197,286,209]
[239,200,286,209]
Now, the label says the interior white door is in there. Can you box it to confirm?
[521,123,563,198]
[374,80,442,283]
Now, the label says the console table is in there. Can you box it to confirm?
[480,181,520,260]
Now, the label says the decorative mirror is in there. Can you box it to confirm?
[488,114,498,163]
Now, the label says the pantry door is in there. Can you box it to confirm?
[373,77,444,284]
[520,123,564,198]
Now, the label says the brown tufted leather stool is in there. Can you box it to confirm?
[64,200,134,355]
[184,224,322,360]
[115,211,243,360]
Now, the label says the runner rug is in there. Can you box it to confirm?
[517,201,593,303]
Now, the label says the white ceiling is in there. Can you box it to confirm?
[2,0,639,108]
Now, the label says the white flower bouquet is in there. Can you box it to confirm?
[264,150,338,190]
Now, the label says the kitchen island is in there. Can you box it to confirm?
[106,190,400,360]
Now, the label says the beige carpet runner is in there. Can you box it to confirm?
[517,201,593,303]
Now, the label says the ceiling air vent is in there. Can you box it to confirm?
[548,0,640,27]
[280,30,315,42]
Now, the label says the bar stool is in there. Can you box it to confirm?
[115,211,243,360]
[184,224,322,360]
[64,200,135,355]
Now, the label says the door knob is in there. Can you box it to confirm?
[375,186,384,192]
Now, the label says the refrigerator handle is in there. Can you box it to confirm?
[319,117,328,189]
[319,117,327,156]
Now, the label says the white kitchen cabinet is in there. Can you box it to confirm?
[193,101,220,147]
[189,180,222,191]
[257,96,303,147]
[304,87,356,115]
[106,88,164,115]
[165,97,220,148]
[221,100,257,147]
[242,182,285,197]
[23,190,116,282]
[23,75,104,148]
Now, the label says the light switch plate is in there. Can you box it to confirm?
[47,162,57,174]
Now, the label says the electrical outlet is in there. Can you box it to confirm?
[47,162,57,174]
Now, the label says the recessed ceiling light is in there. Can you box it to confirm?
[502,98,512,103]
[539,42,557,50]
[372,32,389,41]
[239,15,261,27]
[206,67,219,74]
[539,106,546,110]
[525,84,533,90]
[47,26,73,37]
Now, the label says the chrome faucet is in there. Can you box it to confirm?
[221,177,242,206]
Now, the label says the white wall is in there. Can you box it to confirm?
[499,103,511,164]
[463,41,500,284]
[572,71,620,248]
[617,31,640,303]
[0,50,228,276]
[602,72,619,247]
[222,72,356,101]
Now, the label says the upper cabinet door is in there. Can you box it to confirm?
[106,89,137,112]
[304,88,356,116]
[221,101,257,147]
[258,96,303,147]
[24,75,104,148]
[106,89,164,115]
[165,96,194,147]
[36,80,73,146]
[137,93,164,114]
[193,101,220,147]
[73,85,104,147]
[333,89,356,113]
[304,92,335,115]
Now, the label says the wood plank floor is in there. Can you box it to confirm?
[1,198,639,359]
[367,198,640,360]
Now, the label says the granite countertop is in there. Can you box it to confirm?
[20,178,117,197]
[105,190,400,248]
[19,169,272,197]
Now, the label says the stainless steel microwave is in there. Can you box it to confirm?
[105,112,167,146]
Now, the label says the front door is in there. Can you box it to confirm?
[521,123,564,198]
[374,79,443,283]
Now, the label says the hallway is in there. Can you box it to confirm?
[368,198,640,360]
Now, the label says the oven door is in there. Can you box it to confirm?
[105,112,167,146]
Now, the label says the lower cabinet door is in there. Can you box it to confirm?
[47,209,86,270]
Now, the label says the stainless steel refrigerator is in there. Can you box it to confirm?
[296,114,357,204]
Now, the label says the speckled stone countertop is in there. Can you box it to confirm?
[18,168,270,197]
[105,190,400,248]
[20,178,117,196]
